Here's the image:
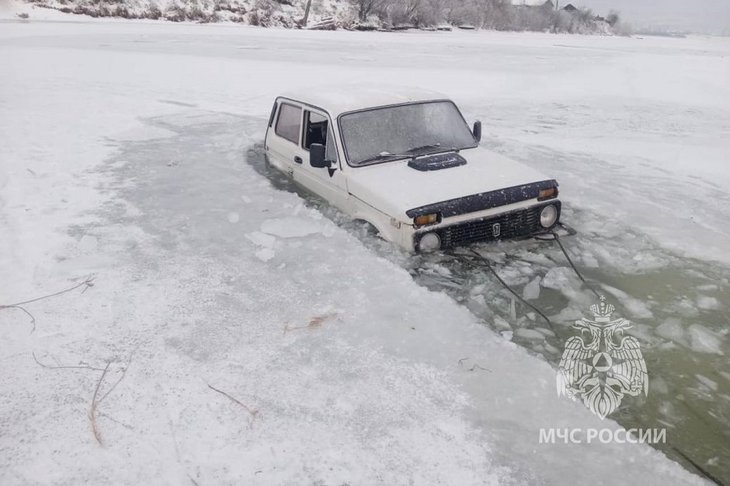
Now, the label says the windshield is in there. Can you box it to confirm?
[339,101,477,166]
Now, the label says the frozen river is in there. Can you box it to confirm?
[1,17,728,485]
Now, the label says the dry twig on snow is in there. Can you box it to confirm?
[32,346,133,446]
[0,275,95,332]
[283,312,337,334]
[89,349,135,445]
[207,383,258,427]
[90,362,111,445]
[32,351,106,372]
[458,357,491,373]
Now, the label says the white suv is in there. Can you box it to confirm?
[264,87,561,252]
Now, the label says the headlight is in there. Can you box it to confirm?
[413,213,441,227]
[418,232,441,252]
[540,204,558,228]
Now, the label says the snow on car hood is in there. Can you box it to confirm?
[346,147,554,219]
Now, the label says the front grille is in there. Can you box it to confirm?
[418,203,559,249]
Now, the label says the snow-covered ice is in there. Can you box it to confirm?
[1,14,728,485]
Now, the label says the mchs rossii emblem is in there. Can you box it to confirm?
[557,296,648,419]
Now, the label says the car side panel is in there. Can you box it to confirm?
[349,194,416,251]
[265,101,302,178]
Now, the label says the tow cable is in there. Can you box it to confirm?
[467,248,556,332]
[460,222,599,333]
[537,226,602,300]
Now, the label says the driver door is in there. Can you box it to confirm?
[297,109,349,209]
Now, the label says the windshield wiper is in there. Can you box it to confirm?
[357,152,413,165]
[407,143,460,157]
[357,144,459,165]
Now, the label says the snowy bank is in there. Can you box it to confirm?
[3,0,625,33]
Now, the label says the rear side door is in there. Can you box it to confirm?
[265,100,304,177]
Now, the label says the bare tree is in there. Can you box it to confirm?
[606,10,619,26]
[395,0,420,25]
[350,0,387,21]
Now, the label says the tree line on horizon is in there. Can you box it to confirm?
[345,0,626,34]
[23,0,628,34]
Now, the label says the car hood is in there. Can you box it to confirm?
[346,147,554,220]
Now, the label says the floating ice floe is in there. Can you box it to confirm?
[600,283,654,319]
[522,276,541,300]
[514,328,545,341]
[688,324,724,355]
[541,267,578,291]
[260,217,322,238]
[696,374,719,392]
[697,295,720,311]
[245,231,276,248]
[656,317,686,344]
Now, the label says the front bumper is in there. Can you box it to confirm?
[414,201,561,250]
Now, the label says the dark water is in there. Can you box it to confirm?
[246,143,730,484]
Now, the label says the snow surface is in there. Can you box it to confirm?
[1,14,726,485]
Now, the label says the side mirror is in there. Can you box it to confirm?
[472,120,482,142]
[310,143,329,168]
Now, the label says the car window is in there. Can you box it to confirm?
[304,111,328,149]
[275,103,302,144]
[304,111,339,165]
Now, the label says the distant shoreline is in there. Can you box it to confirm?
[8,0,627,36]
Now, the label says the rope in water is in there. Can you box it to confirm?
[468,248,555,332]
[465,227,602,333]
[549,230,602,300]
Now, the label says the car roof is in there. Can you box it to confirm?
[277,85,450,118]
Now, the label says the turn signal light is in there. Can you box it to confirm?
[538,187,558,201]
[414,213,440,226]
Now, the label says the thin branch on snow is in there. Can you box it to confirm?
[98,346,136,405]
[283,312,337,334]
[4,275,95,307]
[3,305,36,332]
[89,347,136,444]
[32,351,107,372]
[458,357,491,373]
[0,275,96,332]
[99,412,134,431]
[207,383,259,426]
[33,347,133,446]
[98,364,129,405]
[90,362,111,446]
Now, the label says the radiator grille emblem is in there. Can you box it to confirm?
[492,223,501,237]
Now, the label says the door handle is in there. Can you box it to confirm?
[294,156,303,164]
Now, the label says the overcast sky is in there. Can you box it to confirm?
[574,0,730,34]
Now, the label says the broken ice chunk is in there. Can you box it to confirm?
[260,217,322,238]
